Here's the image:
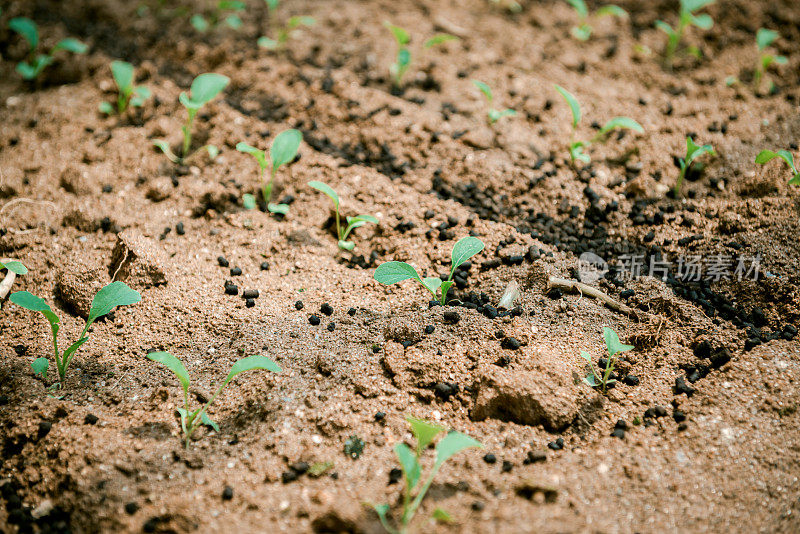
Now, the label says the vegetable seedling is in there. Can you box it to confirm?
[753,28,787,92]
[566,0,627,41]
[154,73,230,164]
[674,136,714,196]
[369,416,482,534]
[755,149,800,186]
[384,22,458,89]
[258,15,315,50]
[374,236,484,305]
[581,327,633,393]
[0,260,27,276]
[9,282,141,385]
[307,181,378,250]
[554,85,643,164]
[99,60,151,115]
[471,80,516,125]
[191,1,246,32]
[147,351,280,448]
[655,0,715,69]
[236,128,302,214]
[8,17,88,80]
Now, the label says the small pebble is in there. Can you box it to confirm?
[320,303,334,316]
[242,289,259,299]
[374,411,386,422]
[84,414,99,425]
[295,301,304,310]
[217,256,229,267]
[221,486,234,501]
[230,267,242,276]
[501,460,513,473]
[547,437,564,450]
[124,502,139,515]
[176,222,185,235]
[347,307,357,316]
[309,315,321,326]
[443,310,460,324]
[260,261,270,271]
[483,453,497,464]
[245,298,255,308]
[425,325,435,335]
[327,322,335,332]
[224,283,238,296]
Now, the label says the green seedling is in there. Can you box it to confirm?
[191,1,246,32]
[236,128,302,214]
[674,136,714,196]
[471,80,516,125]
[0,260,27,276]
[154,73,229,164]
[147,351,280,448]
[581,327,633,393]
[307,181,378,250]
[655,0,715,69]
[9,282,140,385]
[566,0,627,41]
[489,0,522,13]
[384,22,458,89]
[258,15,315,50]
[554,85,643,164]
[374,236,484,305]
[755,149,800,186]
[369,416,482,534]
[99,60,151,115]
[8,17,88,80]
[753,28,787,91]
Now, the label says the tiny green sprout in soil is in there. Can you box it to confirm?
[236,128,302,214]
[384,22,458,89]
[8,17,88,80]
[307,181,378,250]
[1,260,28,276]
[553,84,643,165]
[753,28,787,92]
[344,435,366,459]
[471,80,516,125]
[9,282,141,386]
[655,0,715,69]
[581,327,634,393]
[258,15,315,50]
[565,0,627,42]
[674,136,714,196]
[191,1,246,33]
[147,351,280,448]
[99,60,151,115]
[374,236,484,306]
[755,149,800,186]
[369,416,482,534]
[154,72,230,164]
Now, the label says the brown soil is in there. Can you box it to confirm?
[1,0,799,532]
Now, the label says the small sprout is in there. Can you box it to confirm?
[154,72,230,164]
[472,80,516,125]
[581,327,633,393]
[9,282,140,385]
[655,0,715,69]
[191,1,246,32]
[374,236,484,306]
[369,416,482,534]
[488,0,522,13]
[674,136,714,196]
[147,351,280,448]
[307,181,378,250]
[8,17,87,80]
[344,435,366,459]
[566,0,627,41]
[753,28,787,92]
[99,60,151,115]
[384,22,457,89]
[0,260,27,276]
[554,85,643,165]
[755,149,800,186]
[236,128,302,214]
[258,15,315,50]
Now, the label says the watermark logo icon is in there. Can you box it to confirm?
[577,252,608,283]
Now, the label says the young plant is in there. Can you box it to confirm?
[147,351,280,448]
[554,85,643,164]
[307,181,378,250]
[236,128,302,214]
[566,0,627,41]
[753,28,787,92]
[99,60,151,115]
[471,80,516,125]
[655,0,715,69]
[374,236,484,305]
[0,260,27,276]
[674,136,714,196]
[8,17,88,80]
[190,1,246,32]
[384,22,458,89]
[581,326,633,393]
[153,73,230,164]
[258,15,315,50]
[755,149,800,186]
[9,282,140,386]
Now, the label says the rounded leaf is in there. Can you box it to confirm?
[384,22,410,45]
[87,281,141,324]
[225,354,281,385]
[374,261,421,285]
[9,17,38,50]
[434,431,482,468]
[31,357,49,377]
[9,291,51,313]
[424,34,458,48]
[110,60,134,92]
[307,181,339,208]
[52,38,88,54]
[147,351,191,394]
[472,80,493,102]
[189,73,230,105]
[451,236,485,270]
[270,129,302,173]
[602,326,634,357]
[600,116,644,135]
[406,416,445,453]
[1,261,27,275]
[554,85,581,128]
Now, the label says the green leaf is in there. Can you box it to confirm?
[16,56,52,80]
[287,16,315,29]
[258,36,278,49]
[1,261,27,275]
[407,416,445,455]
[432,508,453,523]
[111,60,134,92]
[243,193,257,210]
[99,101,115,114]
[347,214,379,225]
[755,149,797,174]
[570,142,591,164]
[265,0,279,10]
[52,38,88,54]
[131,86,151,107]
[571,24,592,41]
[308,461,334,477]
[147,351,191,394]
[61,337,89,369]
[191,14,209,32]
[384,22,409,45]
[472,80,493,103]
[684,137,714,167]
[451,236,485,271]
[189,73,230,105]
[424,34,458,48]
[374,261,421,286]
[789,173,800,186]
[87,281,141,326]
[9,291,52,313]
[654,20,675,37]
[396,48,410,69]
[394,442,421,489]
[554,85,581,129]
[307,181,339,208]
[580,350,592,362]
[9,17,38,50]
[439,280,454,302]
[270,129,302,174]
[690,13,713,30]
[583,373,599,387]
[596,5,627,18]
[153,140,179,162]
[566,0,588,19]
[225,354,281,385]
[268,203,289,214]
[370,503,391,529]
[225,14,243,29]
[421,277,443,295]
[236,142,268,169]
[434,431,482,469]
[205,145,219,160]
[201,411,219,432]
[598,116,644,136]
[756,28,779,51]
[338,240,355,251]
[488,108,516,123]
[602,327,634,357]
[31,358,49,377]
[681,0,715,13]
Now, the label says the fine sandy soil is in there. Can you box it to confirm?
[1,0,799,532]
